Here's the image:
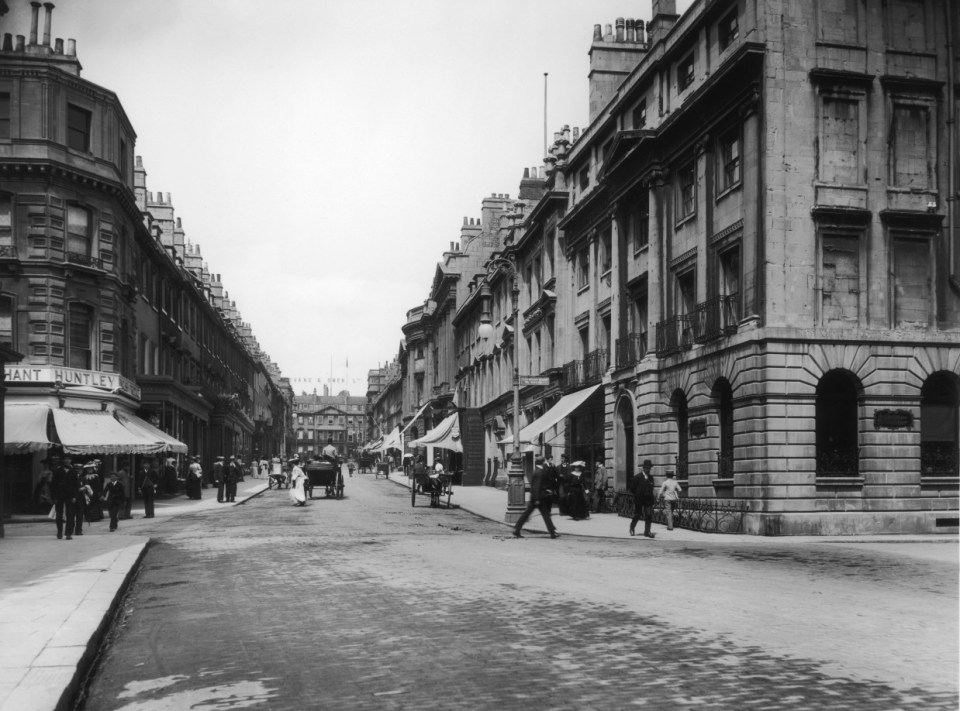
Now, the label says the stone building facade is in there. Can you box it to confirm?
[381,0,959,535]
[0,3,287,516]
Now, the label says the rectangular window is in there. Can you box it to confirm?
[676,270,696,317]
[599,229,612,274]
[577,249,590,289]
[676,163,697,221]
[820,97,860,184]
[0,193,11,251]
[632,99,646,129]
[888,0,927,52]
[632,192,649,251]
[0,92,10,139]
[718,130,741,192]
[821,233,860,326]
[66,205,91,256]
[0,296,13,348]
[891,104,930,189]
[68,302,93,369]
[578,166,590,192]
[67,104,92,152]
[893,238,930,329]
[677,53,695,92]
[719,9,739,51]
[818,0,860,45]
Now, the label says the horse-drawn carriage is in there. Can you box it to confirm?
[410,464,453,508]
[303,459,344,499]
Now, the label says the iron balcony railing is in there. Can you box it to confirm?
[655,315,694,357]
[693,293,741,343]
[921,443,959,477]
[615,332,647,369]
[66,252,103,270]
[584,348,608,384]
[817,447,860,478]
[561,359,584,391]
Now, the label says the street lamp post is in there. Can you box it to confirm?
[478,255,526,524]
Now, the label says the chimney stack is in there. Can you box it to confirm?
[42,3,54,47]
[29,2,40,45]
[588,14,649,122]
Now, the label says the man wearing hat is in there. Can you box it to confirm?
[139,459,159,518]
[50,453,79,540]
[513,454,559,539]
[225,456,239,503]
[629,459,657,538]
[103,470,126,532]
[213,456,225,503]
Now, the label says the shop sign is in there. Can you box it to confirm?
[3,366,141,400]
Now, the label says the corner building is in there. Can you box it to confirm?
[552,0,959,534]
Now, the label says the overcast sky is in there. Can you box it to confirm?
[14,0,692,395]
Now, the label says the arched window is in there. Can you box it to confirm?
[816,370,860,477]
[714,378,734,478]
[921,373,959,477]
[672,389,689,480]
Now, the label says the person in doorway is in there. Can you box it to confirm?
[566,461,590,520]
[288,457,307,506]
[513,455,559,539]
[593,460,607,513]
[629,459,657,538]
[33,463,54,514]
[140,460,159,518]
[163,457,179,496]
[658,470,683,531]
[213,455,225,502]
[103,471,126,532]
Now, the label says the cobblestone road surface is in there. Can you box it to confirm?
[80,473,958,710]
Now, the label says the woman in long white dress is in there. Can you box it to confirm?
[289,459,306,506]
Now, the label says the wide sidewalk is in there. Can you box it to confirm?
[0,477,271,711]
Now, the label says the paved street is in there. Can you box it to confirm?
[79,472,958,711]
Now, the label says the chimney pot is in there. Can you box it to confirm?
[604,24,613,42]
[593,24,603,42]
[54,37,62,53]
[616,18,625,42]
[463,216,468,225]
[15,35,24,52]
[626,18,635,42]
[523,167,530,179]
[66,38,75,55]
[2,34,13,52]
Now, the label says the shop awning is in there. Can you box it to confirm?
[51,408,167,455]
[376,426,402,453]
[4,404,54,453]
[503,384,602,446]
[114,411,188,454]
[409,412,462,452]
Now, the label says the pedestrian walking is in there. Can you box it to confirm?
[629,459,657,538]
[213,455,225,502]
[83,460,103,522]
[103,471,126,532]
[140,460,158,518]
[185,456,203,499]
[51,454,80,540]
[288,457,306,506]
[119,465,133,520]
[658,470,683,530]
[513,455,559,539]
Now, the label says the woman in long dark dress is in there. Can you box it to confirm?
[566,461,590,520]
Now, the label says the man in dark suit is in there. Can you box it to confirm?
[51,453,80,540]
[513,455,559,539]
[225,456,239,502]
[629,459,657,538]
[213,456,225,503]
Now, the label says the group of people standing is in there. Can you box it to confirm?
[511,454,684,539]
